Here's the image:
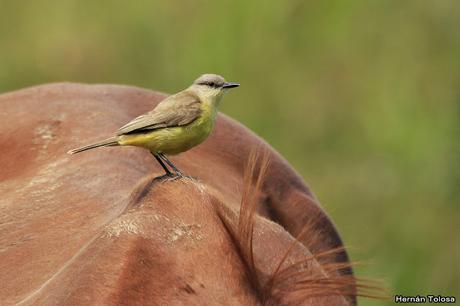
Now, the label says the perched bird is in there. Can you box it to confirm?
[68,74,239,178]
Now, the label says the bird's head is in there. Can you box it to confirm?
[190,74,239,105]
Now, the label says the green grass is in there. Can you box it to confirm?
[1,1,459,304]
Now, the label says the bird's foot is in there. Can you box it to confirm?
[172,171,197,181]
[157,172,178,181]
[175,171,194,180]
[157,171,196,182]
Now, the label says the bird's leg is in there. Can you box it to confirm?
[158,153,184,176]
[151,152,174,177]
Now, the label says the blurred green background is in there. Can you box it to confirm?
[1,1,459,304]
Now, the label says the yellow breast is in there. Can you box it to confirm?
[118,103,216,155]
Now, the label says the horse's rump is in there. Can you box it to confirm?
[0,83,377,305]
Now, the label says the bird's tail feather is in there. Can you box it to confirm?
[67,137,119,154]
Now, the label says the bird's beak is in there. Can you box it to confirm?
[222,82,240,89]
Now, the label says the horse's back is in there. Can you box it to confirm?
[0,83,354,305]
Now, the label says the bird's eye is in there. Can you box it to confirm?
[198,81,220,88]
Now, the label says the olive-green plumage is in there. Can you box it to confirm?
[68,74,239,176]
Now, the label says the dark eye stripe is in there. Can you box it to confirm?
[199,81,221,88]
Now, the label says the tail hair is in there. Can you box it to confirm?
[67,137,118,154]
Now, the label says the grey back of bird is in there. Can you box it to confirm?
[116,91,202,135]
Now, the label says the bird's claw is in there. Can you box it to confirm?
[156,172,190,181]
[172,171,196,181]
[157,172,177,181]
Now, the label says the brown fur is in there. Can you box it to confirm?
[0,83,384,305]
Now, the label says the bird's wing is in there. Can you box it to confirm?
[116,91,202,135]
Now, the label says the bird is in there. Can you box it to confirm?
[67,74,239,178]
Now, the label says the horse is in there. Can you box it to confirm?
[0,83,381,305]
